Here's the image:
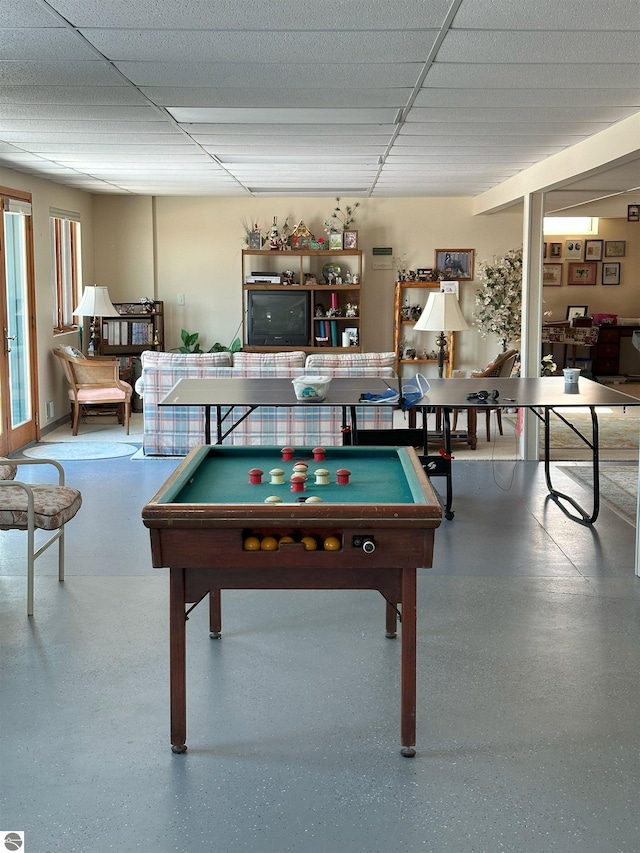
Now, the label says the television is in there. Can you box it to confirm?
[247,290,310,347]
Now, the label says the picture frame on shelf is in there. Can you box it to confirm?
[329,232,343,250]
[342,230,358,250]
[567,261,597,285]
[434,249,474,281]
[566,305,588,321]
[584,239,603,261]
[248,231,262,250]
[602,262,621,285]
[549,242,562,258]
[416,268,432,281]
[439,280,459,296]
[627,204,639,222]
[564,240,584,260]
[542,263,563,286]
[604,240,625,257]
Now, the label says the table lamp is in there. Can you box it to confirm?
[73,285,118,355]
[413,291,469,377]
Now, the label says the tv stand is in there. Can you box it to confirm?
[242,248,362,353]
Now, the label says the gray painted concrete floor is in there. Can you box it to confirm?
[1,458,639,853]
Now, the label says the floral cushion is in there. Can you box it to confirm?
[0,483,82,531]
[59,345,84,359]
[0,462,17,481]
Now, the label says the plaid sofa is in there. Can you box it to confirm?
[138,350,396,455]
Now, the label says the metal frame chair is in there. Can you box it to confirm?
[0,457,82,615]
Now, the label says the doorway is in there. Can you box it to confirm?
[0,190,38,456]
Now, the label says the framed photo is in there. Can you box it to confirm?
[566,305,588,321]
[434,249,474,281]
[542,263,563,286]
[543,242,547,259]
[439,280,459,297]
[416,268,432,281]
[627,204,639,222]
[567,261,597,285]
[584,239,603,261]
[549,242,562,258]
[248,231,262,250]
[342,230,358,250]
[329,232,343,250]
[602,262,621,285]
[605,240,625,257]
[565,240,584,260]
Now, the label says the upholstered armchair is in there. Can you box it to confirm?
[0,457,82,615]
[54,346,133,435]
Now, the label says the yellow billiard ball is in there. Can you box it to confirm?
[278,535,295,545]
[243,536,261,551]
[323,535,341,551]
[300,535,318,551]
[260,535,279,551]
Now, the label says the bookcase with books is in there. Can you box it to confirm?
[96,301,164,357]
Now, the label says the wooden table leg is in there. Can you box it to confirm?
[209,589,222,638]
[170,568,188,753]
[400,567,417,757]
[385,599,398,638]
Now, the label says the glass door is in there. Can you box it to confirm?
[0,193,38,456]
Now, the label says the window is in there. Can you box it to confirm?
[50,210,82,332]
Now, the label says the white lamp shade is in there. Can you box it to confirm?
[413,291,469,332]
[73,285,118,318]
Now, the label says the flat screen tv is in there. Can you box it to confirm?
[247,290,310,347]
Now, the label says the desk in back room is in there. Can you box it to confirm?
[142,444,442,757]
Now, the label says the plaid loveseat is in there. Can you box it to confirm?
[138,350,396,456]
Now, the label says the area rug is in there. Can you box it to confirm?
[21,442,139,461]
[558,464,638,526]
[505,413,640,450]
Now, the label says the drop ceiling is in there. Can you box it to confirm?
[1,0,639,212]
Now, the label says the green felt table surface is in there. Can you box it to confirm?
[163,445,426,506]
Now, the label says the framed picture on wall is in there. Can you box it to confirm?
[567,262,597,285]
[604,240,625,257]
[542,263,563,286]
[627,204,639,222]
[439,280,459,296]
[584,239,603,261]
[565,240,584,260]
[434,249,474,281]
[602,262,621,285]
[549,242,562,258]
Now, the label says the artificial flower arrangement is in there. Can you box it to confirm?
[323,197,360,234]
[541,354,557,376]
[473,247,523,352]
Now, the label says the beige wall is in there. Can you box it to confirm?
[542,219,640,321]
[95,194,524,370]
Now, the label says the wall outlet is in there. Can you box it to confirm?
[46,401,55,420]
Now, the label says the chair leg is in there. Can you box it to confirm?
[27,524,35,617]
[58,527,65,582]
[72,401,81,436]
[124,401,130,435]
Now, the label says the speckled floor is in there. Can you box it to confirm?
[1,457,639,853]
